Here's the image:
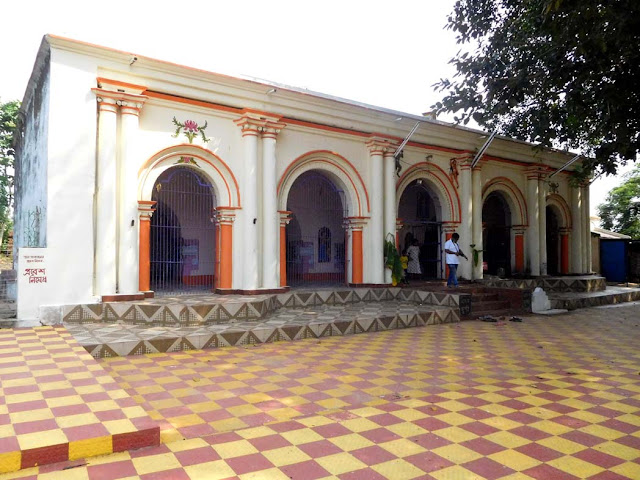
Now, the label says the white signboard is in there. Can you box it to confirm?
[18,248,49,319]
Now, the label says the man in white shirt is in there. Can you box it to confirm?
[444,233,468,287]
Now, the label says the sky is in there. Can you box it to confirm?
[0,0,629,219]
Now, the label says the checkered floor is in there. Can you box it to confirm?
[0,327,159,474]
[2,304,640,479]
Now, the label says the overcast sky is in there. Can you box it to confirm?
[0,0,627,218]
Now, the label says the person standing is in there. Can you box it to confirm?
[406,239,422,280]
[444,233,468,287]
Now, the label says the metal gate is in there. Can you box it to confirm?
[399,221,443,279]
[286,171,347,286]
[150,167,216,295]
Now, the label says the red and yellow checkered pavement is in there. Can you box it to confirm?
[2,305,640,479]
[0,327,159,474]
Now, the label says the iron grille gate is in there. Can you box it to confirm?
[286,172,347,286]
[150,167,216,295]
[400,221,443,279]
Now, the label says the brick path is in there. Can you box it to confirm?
[2,303,640,479]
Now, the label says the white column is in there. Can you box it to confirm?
[117,96,146,294]
[458,158,473,280]
[471,166,484,279]
[234,117,260,290]
[571,186,583,273]
[367,139,385,284]
[582,184,591,273]
[92,92,118,296]
[383,148,397,284]
[261,122,284,289]
[526,168,540,276]
[538,174,548,275]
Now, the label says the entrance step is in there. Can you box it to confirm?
[548,285,640,310]
[65,302,460,358]
[482,275,607,293]
[0,327,159,475]
[53,287,469,326]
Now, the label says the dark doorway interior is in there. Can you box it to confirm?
[546,206,560,275]
[482,193,511,276]
[286,171,346,286]
[397,180,442,279]
[150,167,216,294]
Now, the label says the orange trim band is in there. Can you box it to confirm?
[139,146,241,208]
[277,150,370,215]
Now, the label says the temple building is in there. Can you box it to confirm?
[13,35,592,319]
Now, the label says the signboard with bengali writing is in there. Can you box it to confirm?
[18,248,49,319]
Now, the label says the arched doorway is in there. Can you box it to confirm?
[546,206,561,275]
[482,192,511,276]
[286,171,346,286]
[150,167,217,294]
[397,179,443,279]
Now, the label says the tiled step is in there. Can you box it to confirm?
[66,303,460,358]
[0,327,160,475]
[549,286,640,310]
[55,287,468,327]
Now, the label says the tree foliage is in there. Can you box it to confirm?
[0,99,19,236]
[597,166,640,239]
[434,0,640,178]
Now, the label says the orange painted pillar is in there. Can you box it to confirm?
[352,229,363,284]
[515,233,524,273]
[137,201,156,292]
[214,208,236,290]
[278,211,292,287]
[219,224,233,289]
[280,224,287,286]
[561,232,570,274]
[214,223,221,289]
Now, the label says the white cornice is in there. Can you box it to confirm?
[45,34,583,170]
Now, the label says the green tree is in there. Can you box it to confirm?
[433,0,640,179]
[0,99,19,246]
[597,166,640,238]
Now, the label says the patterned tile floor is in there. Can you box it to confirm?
[0,328,159,474]
[2,303,640,479]
[66,302,455,357]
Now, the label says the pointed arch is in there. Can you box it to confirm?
[546,193,572,229]
[396,162,461,222]
[277,150,369,217]
[482,177,528,226]
[138,144,240,207]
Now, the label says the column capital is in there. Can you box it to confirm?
[262,120,286,139]
[234,110,285,138]
[278,210,293,226]
[343,216,369,231]
[138,200,157,218]
[215,207,237,225]
[455,155,474,171]
[92,88,148,115]
[366,136,398,156]
[396,218,404,231]
[559,227,571,235]
[525,164,550,180]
